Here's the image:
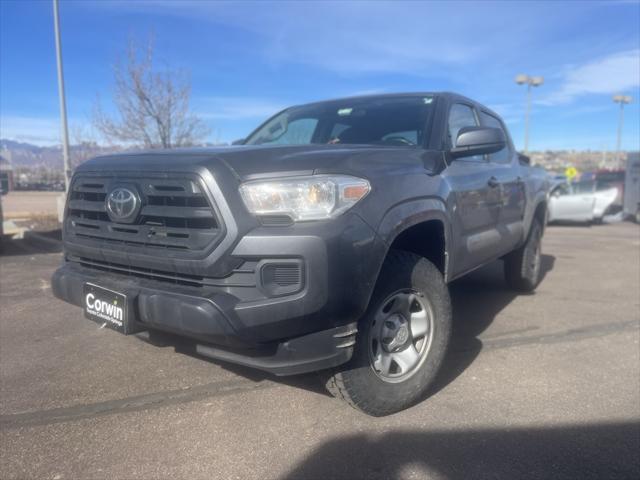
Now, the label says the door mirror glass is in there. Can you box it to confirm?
[451,126,506,159]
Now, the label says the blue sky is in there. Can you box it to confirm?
[1,0,639,151]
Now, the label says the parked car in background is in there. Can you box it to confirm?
[623,152,640,223]
[548,180,618,224]
[581,169,625,214]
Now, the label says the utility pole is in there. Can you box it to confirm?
[53,0,71,192]
[515,74,544,154]
[613,94,632,168]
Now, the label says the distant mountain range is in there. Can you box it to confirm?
[0,139,230,170]
[0,139,122,169]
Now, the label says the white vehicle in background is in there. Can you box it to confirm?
[548,181,618,224]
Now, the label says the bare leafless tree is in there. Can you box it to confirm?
[68,124,121,169]
[93,37,209,149]
[70,125,98,168]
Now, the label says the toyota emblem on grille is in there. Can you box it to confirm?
[106,187,140,223]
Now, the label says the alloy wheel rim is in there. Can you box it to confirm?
[368,290,434,383]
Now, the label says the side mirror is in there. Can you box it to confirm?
[518,153,531,165]
[231,138,245,146]
[450,126,506,159]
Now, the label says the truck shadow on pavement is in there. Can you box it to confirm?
[429,254,555,397]
[159,254,555,401]
[280,420,640,480]
[0,230,63,257]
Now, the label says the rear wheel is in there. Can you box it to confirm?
[325,250,451,416]
[504,218,543,292]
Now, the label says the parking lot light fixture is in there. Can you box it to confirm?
[613,94,633,166]
[515,74,544,153]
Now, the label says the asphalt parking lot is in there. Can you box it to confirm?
[1,222,639,480]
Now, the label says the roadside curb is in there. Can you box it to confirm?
[23,230,63,252]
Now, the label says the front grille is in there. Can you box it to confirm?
[66,174,222,253]
[70,255,259,289]
[74,256,207,287]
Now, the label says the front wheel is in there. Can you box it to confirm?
[325,250,451,416]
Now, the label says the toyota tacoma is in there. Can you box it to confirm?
[52,93,549,415]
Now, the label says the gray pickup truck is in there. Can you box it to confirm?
[52,93,549,415]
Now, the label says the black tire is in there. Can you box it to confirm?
[325,250,451,416]
[504,218,543,292]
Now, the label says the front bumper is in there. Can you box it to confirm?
[55,164,387,374]
[52,262,357,376]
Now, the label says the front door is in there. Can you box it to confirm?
[444,103,503,277]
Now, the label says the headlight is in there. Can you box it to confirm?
[239,175,370,221]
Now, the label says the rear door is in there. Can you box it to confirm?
[443,103,503,277]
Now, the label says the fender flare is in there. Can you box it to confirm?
[524,194,549,239]
[375,197,453,281]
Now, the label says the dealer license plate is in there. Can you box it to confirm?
[84,283,127,334]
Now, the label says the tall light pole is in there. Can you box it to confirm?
[515,74,544,154]
[53,0,71,192]
[613,94,632,168]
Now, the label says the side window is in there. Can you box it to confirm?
[448,104,483,162]
[572,181,595,194]
[480,111,511,164]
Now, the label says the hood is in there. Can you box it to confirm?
[77,144,441,180]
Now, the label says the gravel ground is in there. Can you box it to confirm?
[1,222,639,480]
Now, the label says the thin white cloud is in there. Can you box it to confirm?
[0,116,64,146]
[84,1,546,76]
[0,116,96,146]
[196,97,288,120]
[540,49,640,105]
[77,0,640,86]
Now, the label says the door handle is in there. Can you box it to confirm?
[488,176,500,188]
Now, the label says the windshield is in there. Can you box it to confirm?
[245,96,436,147]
